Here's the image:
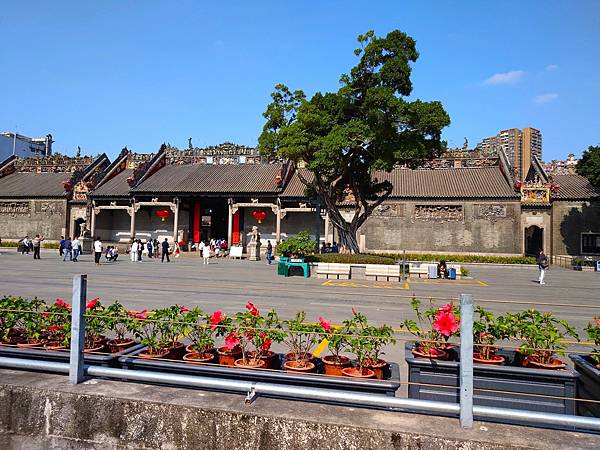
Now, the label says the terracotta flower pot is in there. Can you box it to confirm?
[322,355,351,376]
[183,352,215,365]
[0,337,20,346]
[249,351,278,370]
[234,358,266,369]
[44,342,68,351]
[16,339,45,348]
[523,355,566,370]
[411,346,448,360]
[217,346,242,366]
[166,341,185,360]
[107,338,136,353]
[364,358,388,380]
[138,348,170,359]
[84,342,106,353]
[285,352,315,362]
[342,367,376,379]
[283,360,316,373]
[473,353,505,365]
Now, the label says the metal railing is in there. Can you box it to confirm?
[1,274,600,433]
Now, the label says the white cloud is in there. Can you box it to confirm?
[482,70,525,86]
[545,64,559,71]
[533,93,558,104]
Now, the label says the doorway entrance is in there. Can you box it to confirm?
[524,226,544,256]
[191,198,228,243]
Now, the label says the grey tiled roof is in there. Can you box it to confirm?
[553,174,600,199]
[283,167,517,199]
[0,173,67,198]
[133,164,283,194]
[90,170,133,198]
[281,169,312,198]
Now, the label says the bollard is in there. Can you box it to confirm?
[459,293,474,428]
[69,274,87,384]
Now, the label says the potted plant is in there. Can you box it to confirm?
[319,316,351,376]
[0,296,27,345]
[156,305,189,359]
[83,298,108,352]
[182,307,216,364]
[134,309,169,359]
[400,298,459,359]
[363,323,395,380]
[227,302,268,369]
[105,301,139,353]
[283,311,321,373]
[569,317,600,416]
[247,308,286,370]
[508,309,579,369]
[211,310,240,366]
[472,307,512,365]
[42,299,71,350]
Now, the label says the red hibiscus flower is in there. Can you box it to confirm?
[48,325,61,332]
[319,316,332,333]
[433,312,459,337]
[210,311,223,331]
[438,303,453,313]
[86,298,99,309]
[128,309,147,320]
[224,332,240,350]
[41,312,49,319]
[260,337,272,353]
[179,305,190,313]
[246,302,259,317]
[351,307,358,316]
[55,299,71,309]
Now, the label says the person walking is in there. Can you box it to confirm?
[147,240,153,258]
[137,239,143,262]
[202,241,211,265]
[94,237,103,265]
[32,235,44,260]
[62,237,73,261]
[20,235,30,255]
[161,238,170,263]
[154,239,160,259]
[537,249,549,285]
[129,240,137,262]
[72,236,80,262]
[59,236,65,257]
[266,240,273,265]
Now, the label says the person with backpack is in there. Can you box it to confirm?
[537,249,549,285]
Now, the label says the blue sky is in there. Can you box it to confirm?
[1,1,599,161]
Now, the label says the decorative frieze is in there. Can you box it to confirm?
[372,203,404,217]
[413,205,463,222]
[475,204,513,221]
[0,201,30,217]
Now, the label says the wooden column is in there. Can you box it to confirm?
[129,200,136,240]
[227,201,233,245]
[172,198,179,243]
[276,206,281,243]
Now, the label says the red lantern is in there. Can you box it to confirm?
[252,210,267,223]
[155,209,172,222]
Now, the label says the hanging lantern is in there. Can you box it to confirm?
[155,208,172,222]
[514,181,523,190]
[252,210,267,223]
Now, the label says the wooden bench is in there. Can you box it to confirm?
[315,263,351,279]
[365,264,401,281]
[408,262,438,278]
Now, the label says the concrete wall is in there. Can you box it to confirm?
[552,200,600,256]
[242,209,325,247]
[0,198,67,240]
[358,200,521,254]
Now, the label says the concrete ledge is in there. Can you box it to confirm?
[1,369,599,449]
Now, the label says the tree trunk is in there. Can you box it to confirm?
[336,221,360,254]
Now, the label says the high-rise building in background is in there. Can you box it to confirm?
[475,127,542,179]
[0,132,53,161]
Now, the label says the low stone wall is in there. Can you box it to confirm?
[0,369,597,450]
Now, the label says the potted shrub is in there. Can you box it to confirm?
[247,308,286,370]
[105,301,139,353]
[508,309,579,369]
[283,311,321,373]
[156,305,189,359]
[134,309,169,359]
[83,298,108,352]
[569,317,600,417]
[400,297,459,359]
[319,316,351,376]
[42,299,71,350]
[0,296,27,345]
[211,310,240,366]
[227,302,268,369]
[472,307,512,365]
[181,307,216,364]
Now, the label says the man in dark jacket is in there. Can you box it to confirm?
[161,238,170,263]
[537,249,549,285]
[63,237,73,261]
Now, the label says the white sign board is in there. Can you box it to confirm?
[229,246,243,259]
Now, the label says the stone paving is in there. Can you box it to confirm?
[1,248,599,370]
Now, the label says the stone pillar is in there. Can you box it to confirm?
[276,206,281,243]
[90,207,97,238]
[324,213,330,245]
[172,199,179,244]
[129,201,136,240]
[227,201,233,245]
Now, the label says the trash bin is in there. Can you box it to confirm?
[448,268,456,280]
[428,264,438,279]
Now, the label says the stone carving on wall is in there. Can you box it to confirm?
[372,204,404,217]
[165,142,262,165]
[476,204,513,221]
[0,201,30,217]
[38,202,60,216]
[413,205,463,222]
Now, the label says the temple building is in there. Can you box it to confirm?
[0,142,599,258]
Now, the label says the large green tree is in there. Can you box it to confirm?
[577,145,600,187]
[258,30,450,253]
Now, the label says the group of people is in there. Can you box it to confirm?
[197,239,228,264]
[59,236,81,262]
[320,242,340,254]
[18,235,45,259]
[128,238,174,263]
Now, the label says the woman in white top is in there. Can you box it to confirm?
[130,240,137,262]
[202,242,211,265]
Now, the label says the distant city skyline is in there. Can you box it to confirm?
[1,1,599,160]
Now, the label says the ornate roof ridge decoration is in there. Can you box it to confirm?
[12,153,99,173]
[94,147,130,189]
[517,179,560,205]
[0,155,18,180]
[127,146,164,187]
[68,154,111,201]
[164,141,263,165]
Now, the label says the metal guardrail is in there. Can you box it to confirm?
[1,274,600,433]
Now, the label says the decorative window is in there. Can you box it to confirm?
[581,233,600,254]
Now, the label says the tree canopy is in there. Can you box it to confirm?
[576,145,600,187]
[258,30,450,252]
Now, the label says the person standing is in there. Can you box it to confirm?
[161,238,170,263]
[202,241,210,265]
[129,240,137,262]
[20,235,30,255]
[147,240,153,258]
[137,239,143,262]
[537,249,549,285]
[154,239,160,259]
[266,240,273,265]
[72,236,80,262]
[59,236,65,257]
[94,237,102,265]
[32,235,44,260]
[63,237,73,261]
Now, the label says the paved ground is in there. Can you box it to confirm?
[2,248,599,369]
